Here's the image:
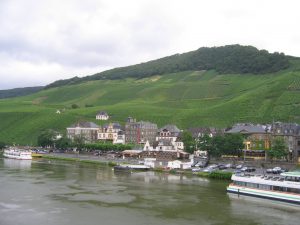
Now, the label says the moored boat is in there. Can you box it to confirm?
[227,171,300,205]
[3,148,32,160]
[113,164,150,171]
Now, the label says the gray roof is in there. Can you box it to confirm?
[69,121,100,129]
[271,122,300,135]
[159,124,181,133]
[188,127,224,138]
[103,122,122,130]
[96,111,108,116]
[153,139,173,148]
[226,124,267,134]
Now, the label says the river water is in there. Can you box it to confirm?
[0,158,299,225]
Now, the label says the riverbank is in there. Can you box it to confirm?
[41,154,118,167]
[41,154,232,180]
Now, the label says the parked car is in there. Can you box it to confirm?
[93,151,102,156]
[192,168,202,172]
[246,167,256,172]
[266,168,273,174]
[196,160,208,168]
[225,163,232,169]
[203,167,216,173]
[240,167,256,172]
[236,164,243,169]
[230,164,237,169]
[218,164,227,170]
[209,164,218,169]
[272,167,283,174]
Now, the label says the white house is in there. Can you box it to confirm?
[156,125,184,150]
[144,158,157,168]
[167,160,192,169]
[113,131,125,144]
[96,111,109,120]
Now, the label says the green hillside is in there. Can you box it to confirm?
[1,58,300,145]
[46,45,290,88]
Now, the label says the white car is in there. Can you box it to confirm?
[192,168,202,172]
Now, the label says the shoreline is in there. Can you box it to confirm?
[40,154,232,180]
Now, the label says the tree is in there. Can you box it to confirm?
[197,133,213,152]
[181,131,196,154]
[37,130,57,147]
[223,133,244,157]
[269,137,288,160]
[73,135,87,151]
[55,137,71,150]
[210,135,225,157]
[71,104,79,109]
[0,141,6,149]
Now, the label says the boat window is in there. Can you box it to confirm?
[286,188,300,194]
[259,184,271,190]
[285,176,300,182]
[285,176,293,181]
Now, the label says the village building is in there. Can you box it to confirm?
[96,111,109,120]
[140,139,190,169]
[188,127,223,139]
[156,124,184,150]
[226,123,271,159]
[113,130,125,144]
[125,117,158,144]
[67,121,100,143]
[271,122,300,162]
[97,122,122,143]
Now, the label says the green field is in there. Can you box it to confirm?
[2,61,300,145]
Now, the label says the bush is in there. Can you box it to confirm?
[71,104,79,109]
[195,171,232,180]
[209,171,232,180]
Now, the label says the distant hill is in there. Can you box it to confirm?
[45,45,290,89]
[0,86,44,99]
[1,44,300,145]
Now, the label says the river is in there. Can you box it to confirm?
[0,158,299,225]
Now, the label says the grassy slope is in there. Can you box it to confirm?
[1,61,300,145]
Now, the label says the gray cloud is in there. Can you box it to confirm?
[0,0,300,89]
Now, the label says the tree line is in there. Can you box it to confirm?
[181,131,288,160]
[37,130,133,151]
[45,45,290,89]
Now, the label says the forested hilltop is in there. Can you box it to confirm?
[46,45,290,89]
[0,86,44,99]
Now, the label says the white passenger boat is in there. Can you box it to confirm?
[227,171,300,205]
[3,148,32,160]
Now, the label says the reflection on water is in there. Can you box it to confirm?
[120,171,210,185]
[227,193,300,225]
[3,158,32,169]
[0,159,299,225]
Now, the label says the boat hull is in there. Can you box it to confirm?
[3,149,32,160]
[227,185,300,205]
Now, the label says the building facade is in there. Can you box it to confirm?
[156,124,184,150]
[97,122,122,142]
[96,111,109,120]
[67,121,100,143]
[271,122,300,162]
[125,117,158,144]
[226,123,271,158]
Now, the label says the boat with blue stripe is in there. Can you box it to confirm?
[227,171,300,205]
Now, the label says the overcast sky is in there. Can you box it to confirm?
[0,0,300,89]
